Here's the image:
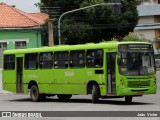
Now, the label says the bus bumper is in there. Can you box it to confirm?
[117,86,157,96]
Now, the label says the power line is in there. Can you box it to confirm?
[50,24,133,30]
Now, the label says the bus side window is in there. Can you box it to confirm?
[86,49,103,68]
[54,51,69,69]
[3,54,15,70]
[39,52,53,69]
[70,50,85,68]
[86,50,94,67]
[24,53,38,69]
[95,50,103,68]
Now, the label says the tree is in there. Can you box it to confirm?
[122,32,148,42]
[37,0,139,45]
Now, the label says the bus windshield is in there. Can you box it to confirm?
[118,44,156,75]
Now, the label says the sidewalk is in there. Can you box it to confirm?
[0,91,12,95]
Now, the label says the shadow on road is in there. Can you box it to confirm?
[8,97,154,106]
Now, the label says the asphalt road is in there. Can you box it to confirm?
[0,73,159,120]
[0,94,160,120]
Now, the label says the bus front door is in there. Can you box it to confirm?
[16,57,23,93]
[107,53,116,95]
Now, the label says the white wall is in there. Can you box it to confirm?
[138,16,155,24]
[140,0,158,5]
[0,69,11,93]
[134,29,155,41]
[134,29,160,54]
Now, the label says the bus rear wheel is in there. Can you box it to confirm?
[57,94,72,101]
[30,85,45,102]
[91,84,99,103]
[125,96,133,103]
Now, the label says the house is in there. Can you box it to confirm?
[134,0,160,54]
[135,0,160,68]
[139,0,160,5]
[0,3,49,67]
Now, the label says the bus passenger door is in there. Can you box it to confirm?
[107,53,116,95]
[16,57,23,93]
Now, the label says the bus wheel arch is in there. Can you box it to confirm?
[28,80,46,102]
[28,80,38,90]
[87,81,100,94]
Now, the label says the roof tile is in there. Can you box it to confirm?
[0,3,49,28]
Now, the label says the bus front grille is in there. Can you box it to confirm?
[127,80,150,87]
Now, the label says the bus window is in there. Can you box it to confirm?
[70,50,85,68]
[24,53,38,69]
[86,49,103,68]
[3,54,15,70]
[39,52,53,69]
[54,51,69,69]
[119,51,155,75]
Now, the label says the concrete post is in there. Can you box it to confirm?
[48,19,54,46]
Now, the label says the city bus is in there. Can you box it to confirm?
[2,42,157,103]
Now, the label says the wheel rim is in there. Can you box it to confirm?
[32,88,38,100]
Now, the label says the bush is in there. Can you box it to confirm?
[122,32,148,42]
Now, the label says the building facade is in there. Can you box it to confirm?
[139,0,160,5]
[0,3,49,67]
[134,0,160,54]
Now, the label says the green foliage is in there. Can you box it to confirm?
[38,0,139,45]
[62,20,93,44]
[11,5,16,8]
[122,32,148,42]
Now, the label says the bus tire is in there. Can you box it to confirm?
[92,84,99,103]
[125,96,133,103]
[57,94,72,101]
[30,85,41,102]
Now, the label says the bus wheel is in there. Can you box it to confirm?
[57,94,72,101]
[125,96,133,103]
[30,85,40,102]
[92,84,99,103]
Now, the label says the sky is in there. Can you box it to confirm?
[0,0,40,13]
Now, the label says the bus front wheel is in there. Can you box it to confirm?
[92,84,99,103]
[125,96,133,103]
[30,85,41,102]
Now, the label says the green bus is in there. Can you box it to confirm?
[2,42,157,103]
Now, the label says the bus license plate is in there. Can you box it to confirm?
[137,91,144,95]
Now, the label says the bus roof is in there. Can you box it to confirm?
[3,41,151,55]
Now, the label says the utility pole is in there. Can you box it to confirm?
[48,19,54,46]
